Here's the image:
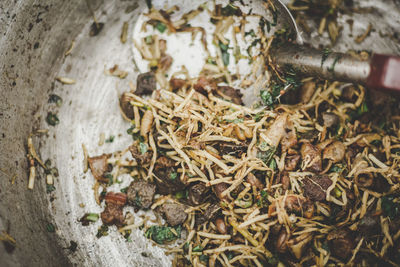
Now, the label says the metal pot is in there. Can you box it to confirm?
[0,0,399,266]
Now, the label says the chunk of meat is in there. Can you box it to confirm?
[188,183,209,206]
[120,92,134,119]
[154,157,185,194]
[285,154,301,171]
[105,192,127,206]
[246,172,264,190]
[196,203,221,225]
[193,76,217,95]
[368,89,391,107]
[299,81,316,103]
[322,112,339,128]
[354,172,374,188]
[302,175,332,201]
[213,183,229,201]
[88,154,110,182]
[169,78,186,91]
[265,114,288,148]
[268,195,314,219]
[158,54,173,71]
[129,144,153,165]
[215,218,228,234]
[358,214,379,236]
[327,229,355,260]
[276,228,290,253]
[301,143,322,172]
[101,192,127,226]
[101,203,125,226]
[323,141,346,163]
[218,142,247,157]
[135,72,156,95]
[355,133,381,147]
[127,180,156,209]
[281,127,297,152]
[341,85,357,102]
[156,156,176,167]
[160,203,187,226]
[278,171,290,190]
[216,86,243,105]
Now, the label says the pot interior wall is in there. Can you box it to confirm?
[0,0,400,266]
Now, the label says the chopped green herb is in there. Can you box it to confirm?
[257,146,276,165]
[104,173,113,185]
[105,136,115,143]
[79,213,99,225]
[269,158,277,170]
[170,172,178,180]
[155,22,167,33]
[257,190,269,208]
[67,241,78,252]
[124,231,133,242]
[245,29,256,38]
[96,225,109,238]
[139,142,148,154]
[48,94,63,107]
[218,41,230,66]
[207,57,217,65]
[199,254,209,262]
[46,184,56,193]
[327,55,342,73]
[258,141,270,152]
[382,196,400,219]
[145,35,153,44]
[321,48,332,67]
[46,223,55,233]
[329,164,345,173]
[267,255,279,266]
[252,111,265,122]
[134,193,142,207]
[225,118,243,124]
[175,190,188,200]
[221,4,242,16]
[46,112,59,126]
[120,187,128,193]
[145,0,152,9]
[145,225,182,244]
[45,159,52,168]
[85,213,99,222]
[192,245,203,252]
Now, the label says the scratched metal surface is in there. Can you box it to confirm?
[0,0,399,266]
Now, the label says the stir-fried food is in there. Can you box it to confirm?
[85,1,400,266]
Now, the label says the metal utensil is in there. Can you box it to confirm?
[271,0,400,92]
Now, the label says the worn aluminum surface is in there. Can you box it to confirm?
[0,0,399,266]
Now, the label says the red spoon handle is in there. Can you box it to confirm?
[366,54,400,92]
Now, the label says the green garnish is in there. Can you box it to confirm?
[48,94,63,107]
[46,112,59,126]
[145,225,182,244]
[96,225,109,238]
[321,48,332,67]
[170,172,178,180]
[105,136,115,143]
[155,22,167,33]
[139,142,148,154]
[46,223,55,233]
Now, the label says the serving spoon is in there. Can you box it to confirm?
[270,0,400,92]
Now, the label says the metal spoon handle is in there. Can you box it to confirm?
[272,44,400,92]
